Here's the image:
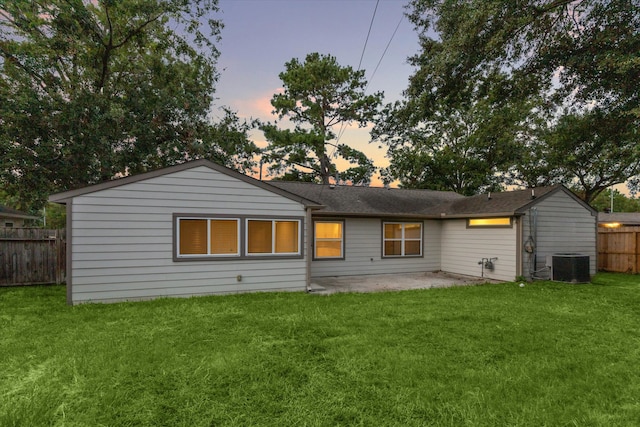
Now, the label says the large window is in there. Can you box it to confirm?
[177,217,239,257]
[175,215,303,260]
[314,221,344,259]
[383,222,422,257]
[247,219,300,255]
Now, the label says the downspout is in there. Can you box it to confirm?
[65,200,73,305]
[516,216,522,278]
[305,207,313,292]
[532,207,538,274]
[593,211,598,277]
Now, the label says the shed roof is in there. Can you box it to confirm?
[0,205,39,220]
[598,212,640,225]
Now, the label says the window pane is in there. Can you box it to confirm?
[210,220,238,254]
[384,241,402,256]
[248,220,272,253]
[275,221,298,253]
[179,219,207,255]
[384,224,402,239]
[468,217,511,226]
[316,241,342,258]
[315,222,342,239]
[404,223,421,239]
[405,240,421,255]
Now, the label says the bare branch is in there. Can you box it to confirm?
[0,43,48,90]
[112,14,163,49]
[287,160,320,173]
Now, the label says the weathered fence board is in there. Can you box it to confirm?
[598,226,640,273]
[0,229,66,286]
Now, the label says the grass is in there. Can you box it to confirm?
[1,274,639,426]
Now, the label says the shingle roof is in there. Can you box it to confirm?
[0,205,39,220]
[438,186,561,217]
[49,159,322,208]
[268,181,464,217]
[47,159,592,218]
[269,182,592,218]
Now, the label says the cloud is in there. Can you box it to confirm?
[228,88,282,121]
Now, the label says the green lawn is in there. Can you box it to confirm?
[1,274,639,426]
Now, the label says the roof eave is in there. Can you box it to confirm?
[312,211,439,219]
[514,185,597,215]
[311,211,525,219]
[0,213,40,220]
[48,159,321,208]
[438,212,523,219]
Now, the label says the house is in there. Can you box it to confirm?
[0,205,39,228]
[49,160,597,304]
[270,182,597,283]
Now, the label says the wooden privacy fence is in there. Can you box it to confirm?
[598,226,640,273]
[0,228,66,286]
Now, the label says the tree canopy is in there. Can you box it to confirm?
[590,189,640,213]
[261,52,383,185]
[375,0,639,201]
[0,0,258,212]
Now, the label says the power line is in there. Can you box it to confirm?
[336,0,398,157]
[334,13,404,148]
[334,0,380,153]
[358,0,380,71]
[366,14,404,93]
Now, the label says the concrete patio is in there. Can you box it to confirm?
[308,271,498,294]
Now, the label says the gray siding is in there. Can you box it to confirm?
[70,166,307,303]
[521,191,596,279]
[311,218,441,277]
[1,218,29,228]
[440,219,518,281]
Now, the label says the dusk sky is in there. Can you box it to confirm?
[212,0,421,183]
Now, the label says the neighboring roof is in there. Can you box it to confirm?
[48,159,322,208]
[0,205,39,220]
[438,185,577,217]
[269,181,464,217]
[598,212,640,225]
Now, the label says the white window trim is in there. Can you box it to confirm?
[382,222,423,257]
[313,220,345,259]
[246,218,302,256]
[176,217,240,258]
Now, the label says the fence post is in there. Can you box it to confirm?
[636,232,640,274]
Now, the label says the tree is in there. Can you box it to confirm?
[590,189,640,213]
[0,0,258,212]
[261,52,382,185]
[379,0,640,198]
[521,109,640,204]
[374,71,535,194]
